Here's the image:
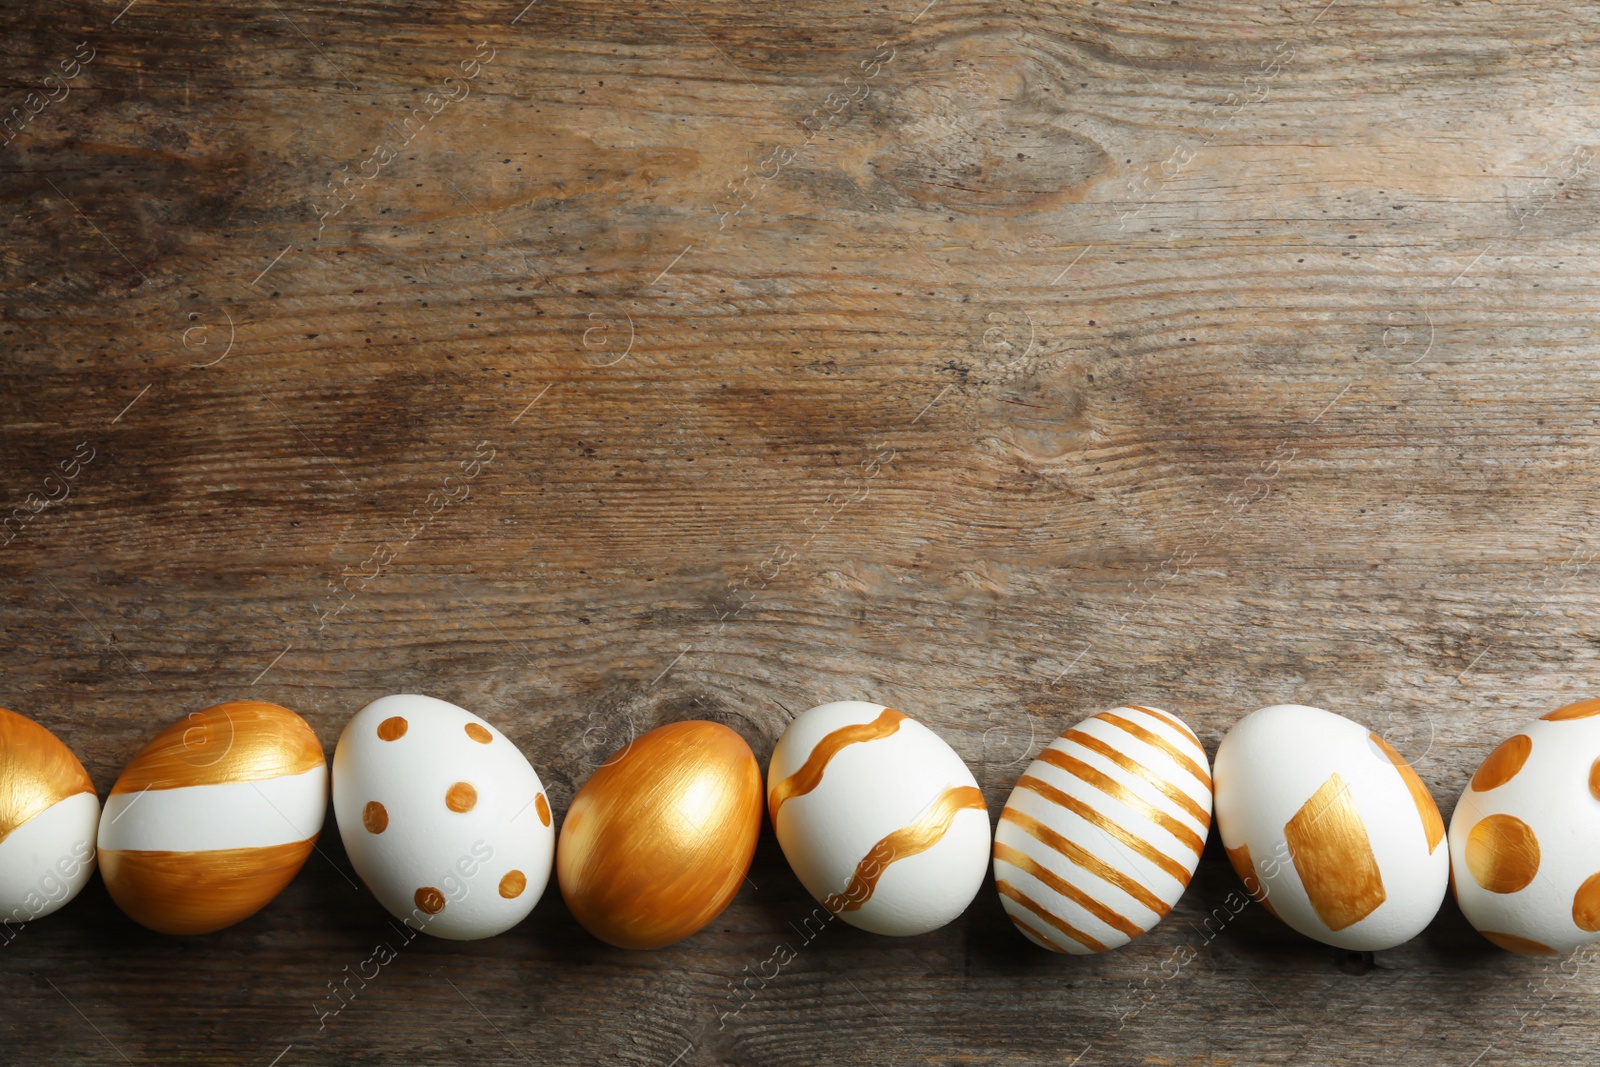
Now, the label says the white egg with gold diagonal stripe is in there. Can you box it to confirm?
[993,705,1212,953]
[98,700,327,936]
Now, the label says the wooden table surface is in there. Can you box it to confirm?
[4,0,1600,1063]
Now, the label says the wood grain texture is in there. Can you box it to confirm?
[4,0,1600,1062]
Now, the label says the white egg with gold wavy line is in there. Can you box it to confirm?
[768,700,990,936]
[1448,699,1600,956]
[98,700,327,936]
[993,705,1211,953]
[0,707,100,925]
[1214,703,1447,951]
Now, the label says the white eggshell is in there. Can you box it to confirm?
[0,792,99,924]
[333,694,554,941]
[993,705,1212,954]
[768,700,990,936]
[1214,703,1448,950]
[1449,700,1600,956]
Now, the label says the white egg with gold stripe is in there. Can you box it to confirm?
[0,707,101,926]
[98,700,327,936]
[993,705,1212,953]
[768,700,991,936]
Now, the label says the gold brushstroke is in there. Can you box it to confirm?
[0,707,94,843]
[1465,813,1540,894]
[1030,751,1204,860]
[110,701,323,794]
[1283,773,1387,931]
[999,807,1169,917]
[1573,872,1600,932]
[1016,773,1191,884]
[1007,910,1068,953]
[767,708,908,822]
[1590,758,1600,803]
[1480,930,1559,956]
[1098,712,1212,789]
[834,785,985,913]
[1368,733,1445,852]
[1542,698,1600,721]
[1062,728,1210,826]
[557,720,763,950]
[995,878,1109,952]
[1471,734,1533,793]
[99,838,316,935]
[993,840,1142,939]
[1224,841,1279,919]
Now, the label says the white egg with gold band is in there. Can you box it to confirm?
[0,707,100,927]
[993,705,1212,954]
[98,700,327,936]
[767,700,991,936]
[1214,703,1448,951]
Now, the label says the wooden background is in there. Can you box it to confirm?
[3,0,1599,1062]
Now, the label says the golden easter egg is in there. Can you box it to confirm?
[0,707,101,924]
[557,720,762,949]
[98,700,328,935]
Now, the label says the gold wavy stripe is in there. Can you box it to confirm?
[999,807,1170,917]
[1029,751,1204,860]
[832,785,984,913]
[996,878,1109,952]
[1283,772,1386,932]
[100,837,317,935]
[1368,732,1445,852]
[1006,910,1068,953]
[1097,712,1212,790]
[0,707,95,843]
[1016,773,1190,883]
[1062,728,1210,828]
[111,701,324,794]
[993,840,1142,939]
[768,707,907,822]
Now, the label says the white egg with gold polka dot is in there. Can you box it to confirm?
[1449,699,1600,956]
[992,705,1212,954]
[332,694,554,940]
[1214,703,1448,951]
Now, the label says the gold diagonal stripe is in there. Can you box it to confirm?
[999,806,1170,917]
[1018,771,1191,881]
[996,879,1109,952]
[1099,712,1212,789]
[1030,751,1204,860]
[768,707,907,822]
[1006,910,1070,953]
[994,840,1142,939]
[1062,728,1210,828]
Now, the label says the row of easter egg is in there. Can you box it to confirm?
[2,694,1596,957]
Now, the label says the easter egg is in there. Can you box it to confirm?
[98,700,326,935]
[992,705,1212,953]
[0,708,100,926]
[1213,704,1447,950]
[1448,698,1600,956]
[558,720,761,949]
[333,694,555,941]
[768,700,989,936]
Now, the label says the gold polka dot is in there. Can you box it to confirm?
[446,781,478,813]
[1480,930,1559,956]
[536,793,551,827]
[1543,698,1600,721]
[1472,734,1533,793]
[499,870,527,899]
[1466,813,1541,894]
[362,801,388,834]
[1589,758,1600,803]
[377,716,408,741]
[414,887,446,914]
[465,723,492,744]
[1574,872,1600,932]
